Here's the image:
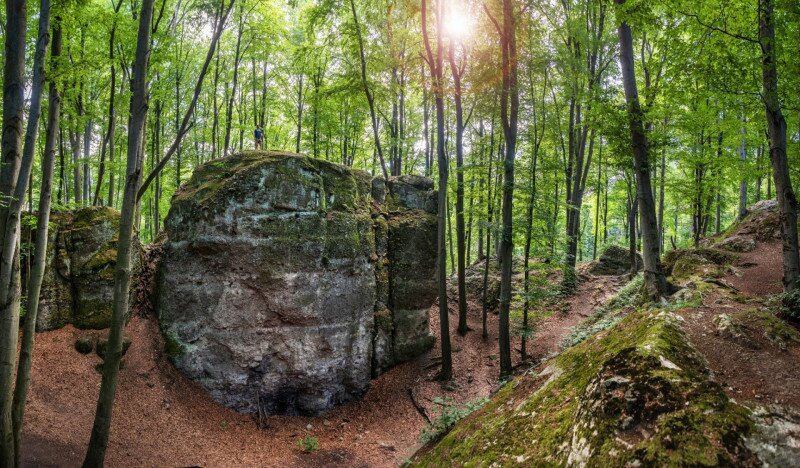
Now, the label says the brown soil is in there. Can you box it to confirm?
[678,240,800,408]
[21,270,624,467]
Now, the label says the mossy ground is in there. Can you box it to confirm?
[414,309,758,467]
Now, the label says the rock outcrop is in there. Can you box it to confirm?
[22,207,141,331]
[156,151,437,415]
[589,245,643,276]
[415,310,795,466]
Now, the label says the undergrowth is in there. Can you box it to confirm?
[420,397,489,444]
[562,274,644,348]
[297,436,319,453]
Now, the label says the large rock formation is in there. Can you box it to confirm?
[157,151,437,415]
[22,207,141,331]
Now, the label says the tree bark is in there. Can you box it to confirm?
[487,0,519,379]
[448,36,468,336]
[351,0,388,182]
[615,0,671,300]
[83,0,155,462]
[13,15,60,462]
[422,0,452,380]
[759,0,800,292]
[0,0,27,461]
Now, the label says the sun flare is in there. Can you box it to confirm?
[444,9,474,41]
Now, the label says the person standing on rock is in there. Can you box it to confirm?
[254,125,264,150]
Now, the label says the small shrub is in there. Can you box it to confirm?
[75,337,94,354]
[297,436,319,453]
[420,397,489,443]
[780,288,800,323]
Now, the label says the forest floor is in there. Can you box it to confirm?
[677,240,800,409]
[20,265,625,467]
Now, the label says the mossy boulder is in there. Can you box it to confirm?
[74,337,94,354]
[414,310,760,466]
[589,245,643,276]
[96,336,133,359]
[22,206,143,331]
[715,309,800,352]
[662,248,738,283]
[157,151,438,415]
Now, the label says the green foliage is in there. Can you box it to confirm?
[420,397,490,444]
[297,436,319,453]
[780,288,800,323]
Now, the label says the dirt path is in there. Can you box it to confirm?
[21,271,625,467]
[677,240,800,409]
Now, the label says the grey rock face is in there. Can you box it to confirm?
[23,207,142,331]
[157,152,437,415]
[746,405,800,466]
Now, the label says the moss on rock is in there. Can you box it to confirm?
[662,248,738,281]
[22,206,143,331]
[414,310,758,467]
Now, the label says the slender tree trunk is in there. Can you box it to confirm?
[83,0,154,462]
[295,74,303,153]
[351,0,388,181]
[13,16,60,461]
[83,121,92,204]
[422,0,452,380]
[593,141,602,260]
[481,119,495,339]
[521,140,538,362]
[738,116,748,220]
[616,0,671,299]
[759,0,800,292]
[448,37,468,336]
[422,63,431,177]
[658,125,666,254]
[492,0,519,379]
[0,0,28,461]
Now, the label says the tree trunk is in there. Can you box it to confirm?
[448,37,468,336]
[481,118,496,339]
[615,0,671,300]
[738,116,748,220]
[0,0,27,461]
[421,0,452,380]
[759,0,800,292]
[492,0,519,379]
[351,0,388,181]
[658,125,666,254]
[12,15,60,461]
[83,0,154,462]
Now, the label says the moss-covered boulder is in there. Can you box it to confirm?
[22,207,142,331]
[589,245,643,276]
[414,310,760,466]
[157,152,437,415]
[662,248,738,283]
